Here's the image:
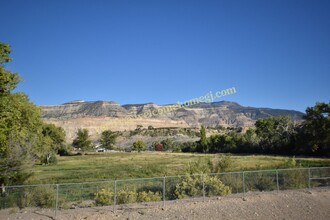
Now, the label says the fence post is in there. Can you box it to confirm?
[113,179,117,212]
[308,168,311,190]
[242,172,245,199]
[163,176,166,207]
[276,170,279,192]
[202,174,205,202]
[55,184,59,218]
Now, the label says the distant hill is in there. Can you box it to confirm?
[41,100,304,142]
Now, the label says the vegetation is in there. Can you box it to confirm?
[183,103,329,156]
[175,159,231,199]
[0,42,65,187]
[132,140,146,152]
[40,123,66,163]
[100,130,117,150]
[72,128,92,151]
[94,188,162,206]
[95,159,232,206]
[29,152,330,184]
[298,102,330,154]
[2,154,328,210]
[198,125,208,153]
[154,143,163,151]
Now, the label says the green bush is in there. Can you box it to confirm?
[116,189,137,204]
[94,188,162,205]
[175,175,201,199]
[137,191,162,202]
[94,188,113,206]
[204,176,231,196]
[174,175,231,199]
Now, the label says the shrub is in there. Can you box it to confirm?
[154,143,163,152]
[245,171,276,192]
[20,186,56,208]
[220,173,243,194]
[204,176,231,196]
[180,141,197,152]
[132,140,146,152]
[209,155,233,173]
[175,175,202,199]
[58,144,72,156]
[95,188,162,205]
[137,191,162,202]
[116,190,137,204]
[174,175,231,199]
[280,169,308,189]
[164,178,178,200]
[94,188,113,206]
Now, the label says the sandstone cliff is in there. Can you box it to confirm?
[41,100,304,142]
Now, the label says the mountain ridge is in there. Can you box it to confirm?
[41,100,304,142]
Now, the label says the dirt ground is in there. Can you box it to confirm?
[1,188,329,220]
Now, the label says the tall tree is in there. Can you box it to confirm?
[300,102,330,154]
[197,125,208,153]
[72,129,92,151]
[0,43,20,95]
[100,130,117,150]
[255,116,296,154]
[0,43,44,186]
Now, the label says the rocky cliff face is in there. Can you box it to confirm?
[41,100,304,142]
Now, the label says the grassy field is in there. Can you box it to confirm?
[29,152,330,184]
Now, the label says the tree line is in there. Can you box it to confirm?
[184,103,329,156]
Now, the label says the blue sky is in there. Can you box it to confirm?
[1,0,329,112]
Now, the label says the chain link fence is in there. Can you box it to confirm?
[1,167,329,218]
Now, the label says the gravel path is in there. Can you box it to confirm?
[1,188,329,220]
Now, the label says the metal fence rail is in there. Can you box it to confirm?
[1,167,329,218]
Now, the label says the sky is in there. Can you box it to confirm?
[1,0,329,112]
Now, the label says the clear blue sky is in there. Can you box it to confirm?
[1,0,329,112]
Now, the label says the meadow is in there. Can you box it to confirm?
[29,152,330,184]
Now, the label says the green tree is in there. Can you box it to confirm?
[197,125,208,153]
[0,44,20,95]
[0,43,44,186]
[100,130,117,150]
[132,140,146,152]
[39,124,66,163]
[299,102,330,154]
[208,134,237,153]
[72,129,92,151]
[239,128,260,153]
[255,116,296,154]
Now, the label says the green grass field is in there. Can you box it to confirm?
[29,152,330,184]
